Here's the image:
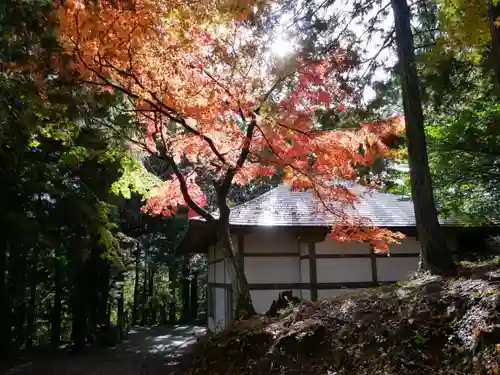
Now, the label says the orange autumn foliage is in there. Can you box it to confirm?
[58,0,404,251]
[361,115,406,150]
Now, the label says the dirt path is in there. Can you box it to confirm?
[2,325,206,375]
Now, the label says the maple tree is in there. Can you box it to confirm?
[58,0,404,316]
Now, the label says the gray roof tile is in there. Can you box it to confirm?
[197,182,466,227]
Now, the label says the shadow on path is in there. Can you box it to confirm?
[2,325,206,375]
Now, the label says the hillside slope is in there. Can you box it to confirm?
[185,262,500,375]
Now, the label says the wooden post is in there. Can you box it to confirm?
[370,245,378,283]
[308,242,318,301]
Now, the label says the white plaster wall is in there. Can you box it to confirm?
[300,259,309,283]
[242,231,299,284]
[214,287,227,331]
[316,238,370,255]
[250,289,302,314]
[316,258,372,283]
[389,237,420,254]
[207,316,216,332]
[244,256,299,283]
[317,288,366,300]
[301,289,311,300]
[243,231,298,254]
[377,256,419,281]
[299,242,309,257]
[215,261,226,283]
[208,263,215,283]
[210,230,422,327]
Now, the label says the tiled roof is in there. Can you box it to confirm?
[195,182,466,228]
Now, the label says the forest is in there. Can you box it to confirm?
[1,0,500,372]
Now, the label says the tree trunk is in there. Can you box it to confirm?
[87,248,100,330]
[0,238,10,358]
[219,223,255,319]
[488,0,500,94]
[190,273,198,320]
[180,257,190,323]
[148,265,156,325]
[51,246,62,346]
[148,264,154,297]
[132,245,140,325]
[26,246,39,348]
[168,266,177,323]
[217,199,255,319]
[140,248,148,326]
[391,0,456,275]
[168,303,176,323]
[106,299,112,325]
[71,260,86,351]
[117,291,124,340]
[9,242,27,350]
[98,260,110,326]
[160,305,167,324]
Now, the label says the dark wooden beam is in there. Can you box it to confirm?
[300,253,419,259]
[208,281,404,291]
[245,252,298,257]
[224,281,397,290]
[207,282,232,289]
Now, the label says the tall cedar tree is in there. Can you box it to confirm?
[58,0,404,316]
[390,0,456,275]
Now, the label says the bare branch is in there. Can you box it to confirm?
[198,66,235,99]
[359,29,396,80]
[163,154,215,222]
[218,113,257,195]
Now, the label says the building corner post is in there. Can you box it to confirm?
[308,242,318,301]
